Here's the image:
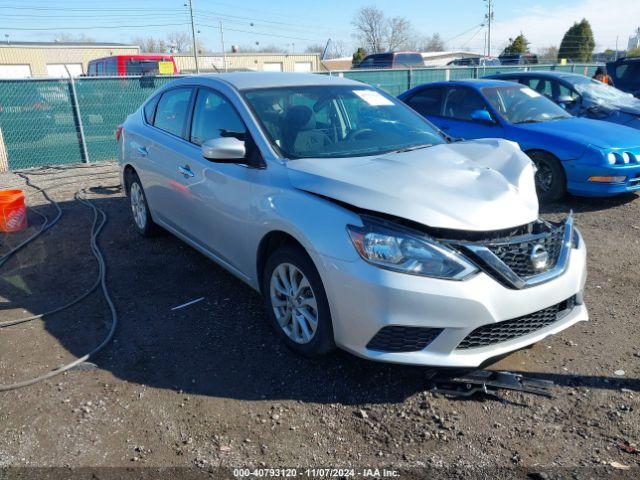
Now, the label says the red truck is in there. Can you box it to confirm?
[87,54,179,76]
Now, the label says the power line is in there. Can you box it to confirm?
[0,22,190,31]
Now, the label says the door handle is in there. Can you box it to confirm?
[137,146,148,157]
[178,165,194,178]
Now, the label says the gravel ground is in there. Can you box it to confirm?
[0,163,638,478]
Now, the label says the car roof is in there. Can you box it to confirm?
[488,71,587,81]
[421,79,517,89]
[171,72,365,91]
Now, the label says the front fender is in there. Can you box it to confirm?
[510,128,587,162]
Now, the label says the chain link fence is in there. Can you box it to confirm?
[0,64,601,171]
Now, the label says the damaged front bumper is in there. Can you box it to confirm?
[318,218,588,368]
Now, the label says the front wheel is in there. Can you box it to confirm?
[263,246,335,357]
[527,151,566,203]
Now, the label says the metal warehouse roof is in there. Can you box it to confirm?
[0,41,137,47]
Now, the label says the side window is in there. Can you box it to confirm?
[442,88,487,121]
[406,88,444,116]
[358,57,374,68]
[523,78,552,98]
[105,59,117,76]
[88,62,96,76]
[557,83,579,100]
[96,62,104,75]
[153,88,192,137]
[143,95,159,124]
[190,89,246,146]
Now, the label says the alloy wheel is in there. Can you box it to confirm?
[269,263,318,344]
[130,182,147,230]
[534,160,553,192]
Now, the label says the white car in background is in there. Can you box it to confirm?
[117,73,588,367]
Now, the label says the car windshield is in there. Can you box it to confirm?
[243,86,444,159]
[571,77,640,108]
[481,85,572,124]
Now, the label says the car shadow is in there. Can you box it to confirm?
[1,190,637,405]
[541,192,638,215]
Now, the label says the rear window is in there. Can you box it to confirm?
[126,59,173,76]
[394,53,424,67]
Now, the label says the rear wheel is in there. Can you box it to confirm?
[263,245,335,357]
[127,172,159,237]
[527,151,566,202]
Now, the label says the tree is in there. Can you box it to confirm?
[132,36,169,53]
[558,19,595,62]
[167,31,191,53]
[352,6,417,53]
[537,46,559,63]
[501,34,529,55]
[352,6,387,53]
[352,47,367,65]
[386,17,413,52]
[421,33,445,52]
[305,44,325,54]
[54,33,96,43]
[628,47,640,57]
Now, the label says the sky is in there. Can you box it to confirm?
[1,0,639,55]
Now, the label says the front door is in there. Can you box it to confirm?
[435,86,504,140]
[176,87,257,276]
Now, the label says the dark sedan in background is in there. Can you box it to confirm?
[487,71,640,131]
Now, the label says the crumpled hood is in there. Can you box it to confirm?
[286,138,539,231]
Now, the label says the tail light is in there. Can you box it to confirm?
[116,125,123,142]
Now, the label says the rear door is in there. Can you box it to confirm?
[436,86,504,139]
[134,86,196,232]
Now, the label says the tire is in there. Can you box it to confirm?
[527,151,566,203]
[126,171,159,237]
[262,245,335,357]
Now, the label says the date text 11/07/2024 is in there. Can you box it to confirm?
[232,468,400,478]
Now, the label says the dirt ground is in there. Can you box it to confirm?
[0,163,638,478]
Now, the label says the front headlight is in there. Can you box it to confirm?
[607,152,618,165]
[347,219,478,280]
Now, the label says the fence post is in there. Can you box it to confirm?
[66,68,90,164]
[0,127,8,173]
[407,68,412,90]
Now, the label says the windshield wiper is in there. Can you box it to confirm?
[514,119,541,124]
[392,144,433,153]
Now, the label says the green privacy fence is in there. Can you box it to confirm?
[0,76,178,171]
[328,63,601,96]
[0,64,601,171]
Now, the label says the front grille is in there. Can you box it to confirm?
[456,297,575,350]
[366,326,443,353]
[485,226,565,278]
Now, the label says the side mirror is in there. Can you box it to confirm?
[470,109,495,124]
[555,95,575,106]
[201,137,246,162]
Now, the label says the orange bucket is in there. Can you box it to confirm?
[0,189,27,233]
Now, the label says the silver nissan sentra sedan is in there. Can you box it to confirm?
[117,73,588,367]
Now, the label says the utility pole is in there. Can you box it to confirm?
[219,20,227,72]
[615,36,619,61]
[485,0,494,57]
[187,0,199,73]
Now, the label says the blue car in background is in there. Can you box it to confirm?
[398,79,640,201]
[487,71,640,130]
